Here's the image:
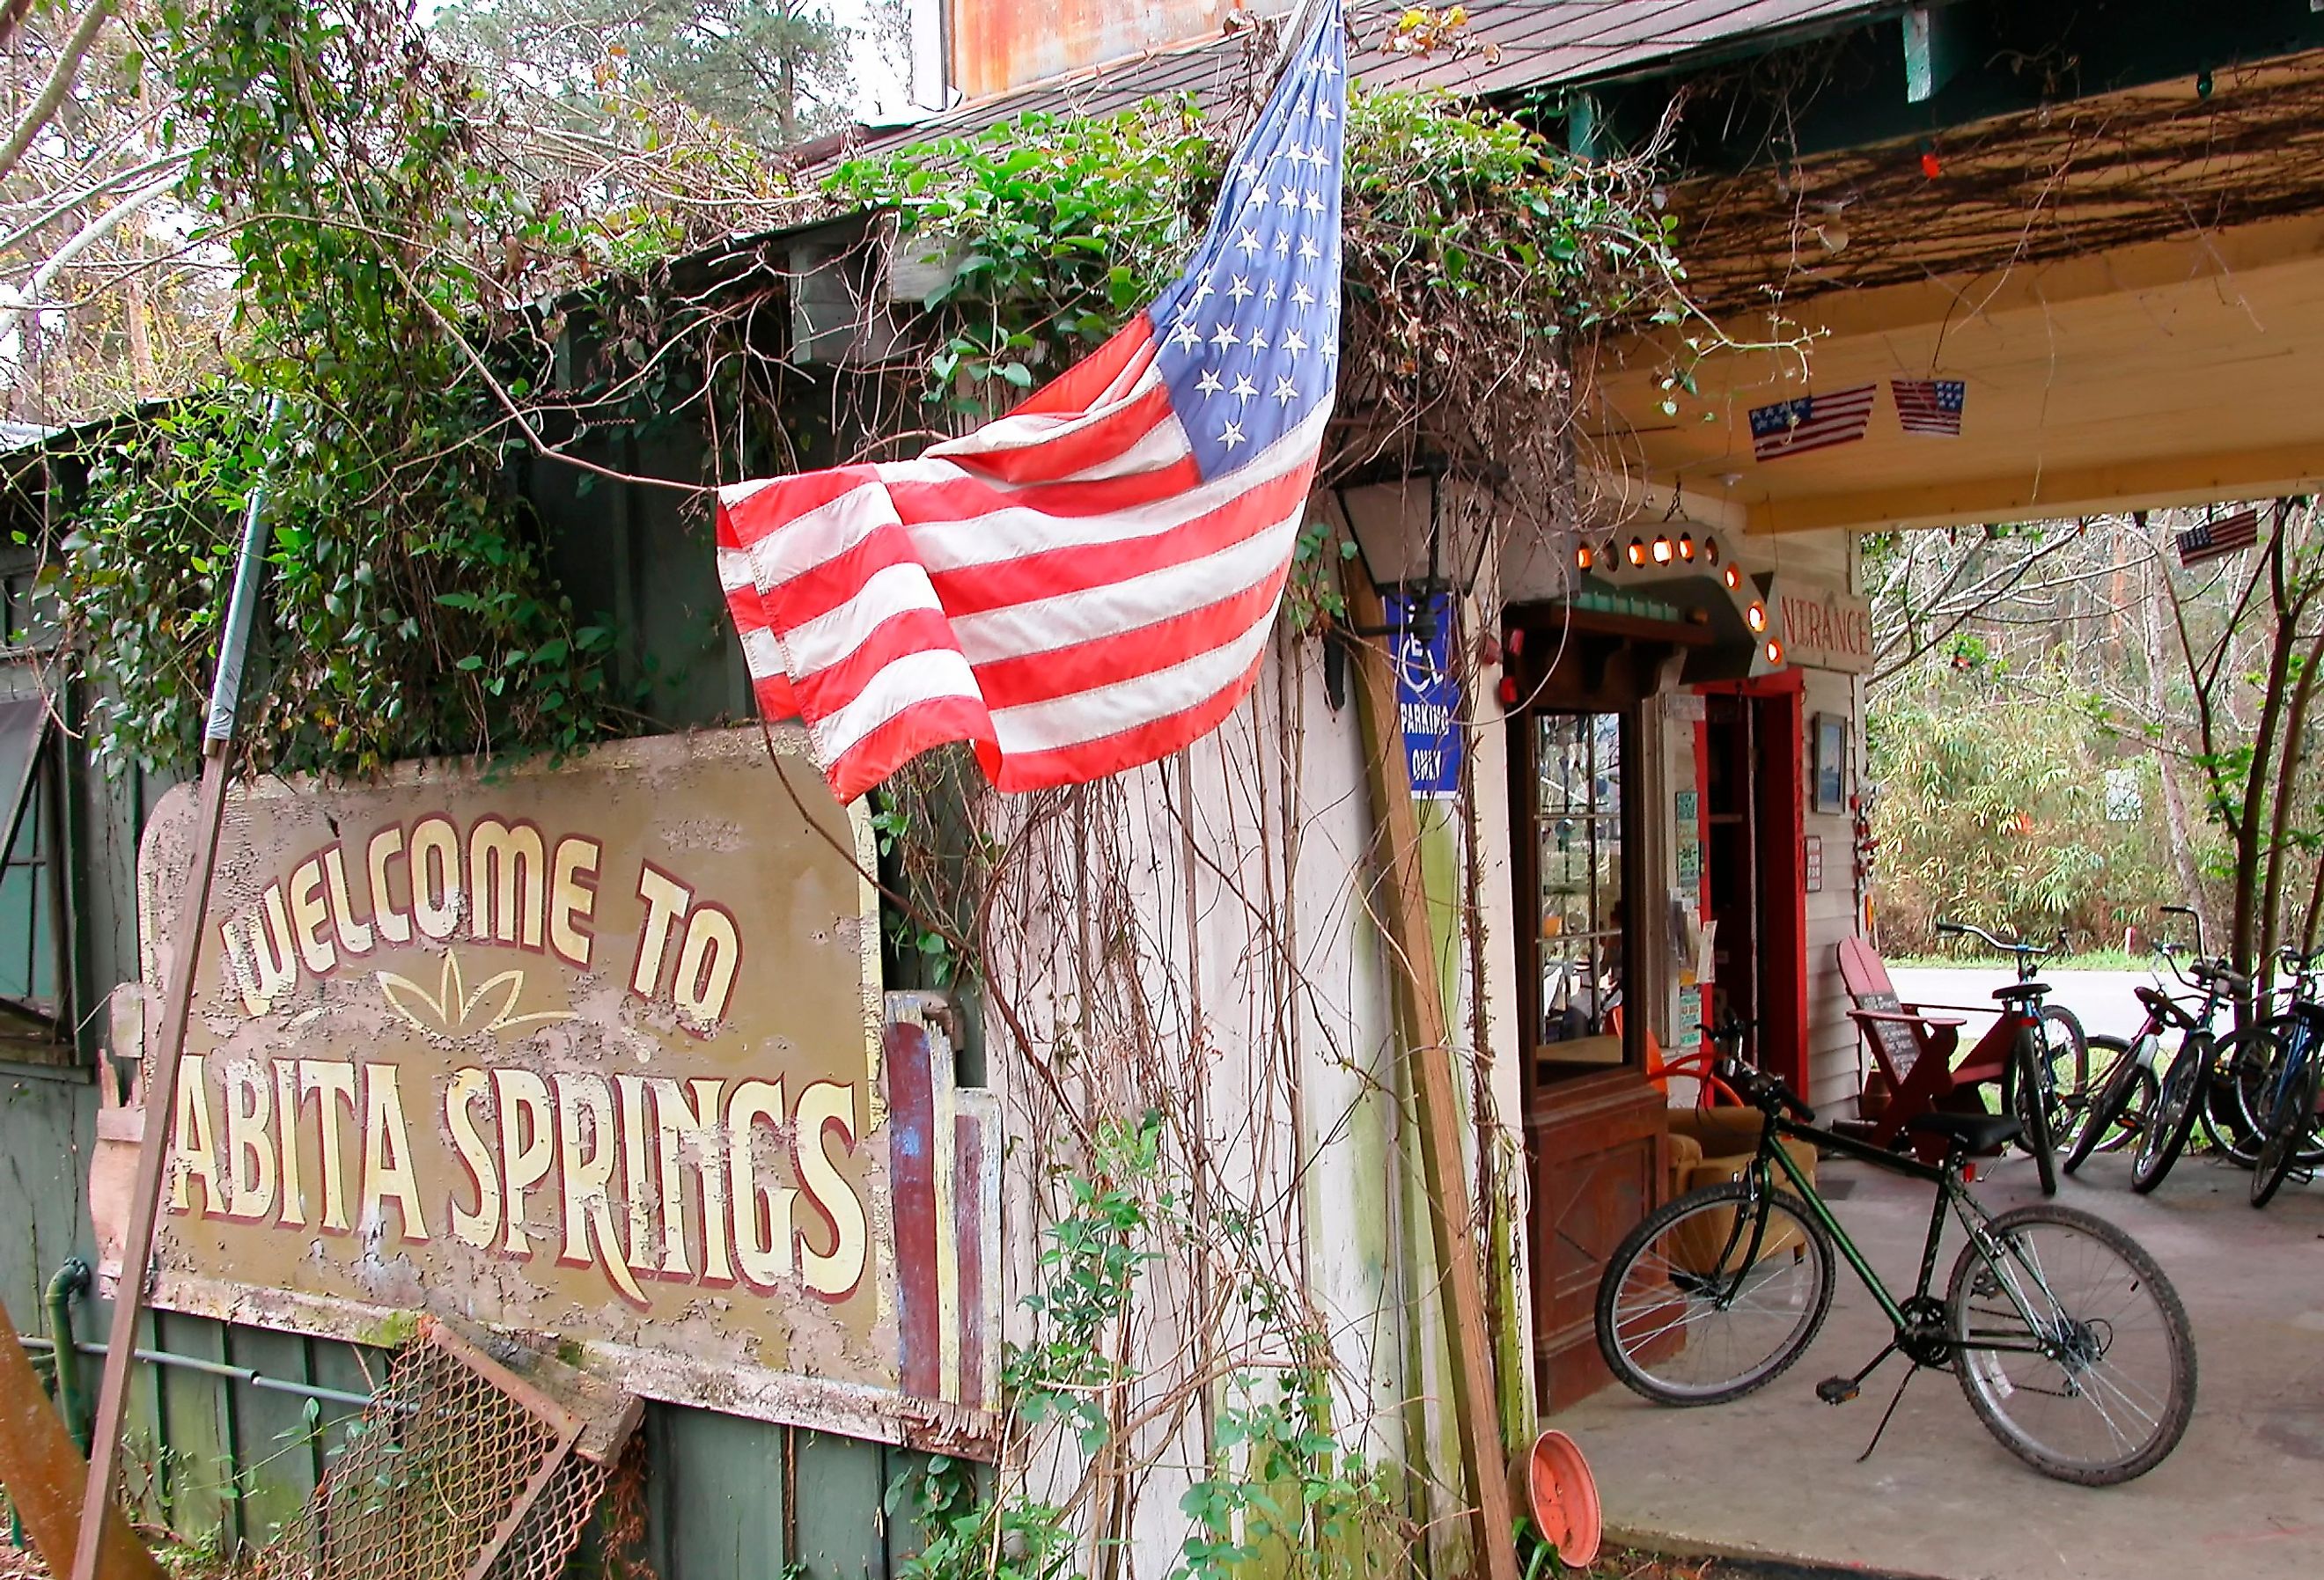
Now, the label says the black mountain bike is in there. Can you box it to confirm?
[1597,1033,2196,1485]
[2247,948,2324,1207]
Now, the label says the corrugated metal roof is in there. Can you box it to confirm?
[836,0,1909,160]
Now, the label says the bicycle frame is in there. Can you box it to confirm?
[1721,1110,2054,1362]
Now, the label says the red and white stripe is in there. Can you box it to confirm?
[1751,383,1877,459]
[717,315,1325,800]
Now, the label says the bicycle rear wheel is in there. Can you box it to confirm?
[2203,1023,2275,1165]
[2062,1035,2152,1173]
[1948,1204,2195,1485]
[2251,1049,2321,1208]
[2131,1037,2210,1194]
[1596,1181,1835,1406]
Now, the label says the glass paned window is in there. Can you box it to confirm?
[1534,712,1623,1046]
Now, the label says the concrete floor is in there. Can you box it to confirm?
[1551,1147,2324,1580]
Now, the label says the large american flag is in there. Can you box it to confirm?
[717,5,1345,801]
[1747,384,1876,460]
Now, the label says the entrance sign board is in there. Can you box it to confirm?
[132,728,999,1451]
[1770,577,1875,674]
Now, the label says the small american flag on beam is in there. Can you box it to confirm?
[1892,378,1965,436]
[715,2,1345,802]
[1748,384,1877,460]
[2177,508,2261,568]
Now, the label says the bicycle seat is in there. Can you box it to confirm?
[1992,981,2048,1003]
[1904,1112,2023,1152]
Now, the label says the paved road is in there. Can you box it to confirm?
[1886,966,2162,1046]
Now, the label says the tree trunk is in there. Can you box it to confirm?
[2142,551,2213,942]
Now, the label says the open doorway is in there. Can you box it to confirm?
[1700,683,1807,1092]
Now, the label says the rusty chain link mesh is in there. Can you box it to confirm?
[254,1339,611,1580]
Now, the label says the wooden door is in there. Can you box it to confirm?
[1525,1071,1669,1410]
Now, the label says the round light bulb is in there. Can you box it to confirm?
[1651,535,1673,565]
[1746,602,1767,633]
[1723,565,1742,590]
[1627,537,1647,566]
[1576,542,1595,570]
[1678,534,1695,562]
[1765,638,1784,665]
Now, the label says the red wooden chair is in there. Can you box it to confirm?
[1836,938,2012,1150]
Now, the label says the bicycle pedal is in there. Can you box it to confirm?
[1816,1377,1860,1406]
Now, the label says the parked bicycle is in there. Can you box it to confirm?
[2245,945,2324,1207]
[1595,1022,2195,1485]
[1921,919,2081,1194]
[2107,951,2248,1194]
[2061,937,2237,1177]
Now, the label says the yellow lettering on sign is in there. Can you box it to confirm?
[555,1072,644,1304]
[796,1080,867,1301]
[631,864,693,1000]
[650,1076,733,1282]
[548,835,601,968]
[358,1063,430,1243]
[495,1068,555,1257]
[367,826,412,946]
[288,857,335,977]
[446,1067,501,1250]
[168,1053,222,1215]
[469,818,546,950]
[726,1078,796,1290]
[273,1060,305,1227]
[223,1062,276,1222]
[301,1060,358,1233]
[674,904,741,1033]
[409,816,461,942]
[322,846,375,958]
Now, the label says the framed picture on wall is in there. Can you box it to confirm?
[1812,712,1848,814]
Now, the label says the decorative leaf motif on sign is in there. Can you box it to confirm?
[377,952,574,1039]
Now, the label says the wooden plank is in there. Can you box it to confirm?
[650,1403,791,1576]
[220,1325,317,1543]
[792,1429,890,1579]
[150,1312,235,1549]
[1342,576,1520,1580]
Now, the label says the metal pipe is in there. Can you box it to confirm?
[12,1334,377,1412]
[42,1258,91,1451]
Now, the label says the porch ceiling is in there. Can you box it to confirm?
[1590,210,2324,534]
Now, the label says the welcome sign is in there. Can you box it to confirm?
[132,728,998,1450]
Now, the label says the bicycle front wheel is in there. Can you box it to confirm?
[2131,1037,2210,1194]
[2063,1035,2153,1172]
[2251,1050,2320,1208]
[2012,1032,2058,1195]
[1948,1204,2195,1484]
[1596,1181,1835,1406]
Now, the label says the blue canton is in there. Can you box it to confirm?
[1150,6,1344,481]
[1749,397,1814,438]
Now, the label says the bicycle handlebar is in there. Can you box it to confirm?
[1716,1055,1816,1124]
[1935,919,2052,958]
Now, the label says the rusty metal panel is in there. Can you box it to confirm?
[129,727,1000,1457]
[949,0,1239,98]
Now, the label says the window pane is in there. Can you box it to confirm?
[1535,713,1622,1045]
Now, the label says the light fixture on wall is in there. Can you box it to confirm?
[1323,459,1495,709]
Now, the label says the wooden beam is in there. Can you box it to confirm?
[1747,438,2324,535]
[1342,577,1520,1580]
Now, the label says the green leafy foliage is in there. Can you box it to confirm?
[54,1,622,779]
[1869,660,2181,952]
[831,85,1690,493]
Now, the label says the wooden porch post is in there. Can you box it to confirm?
[1344,577,1520,1580]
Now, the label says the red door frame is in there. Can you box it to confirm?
[1695,672,1809,1094]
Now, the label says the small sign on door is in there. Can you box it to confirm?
[1806,834,1824,893]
